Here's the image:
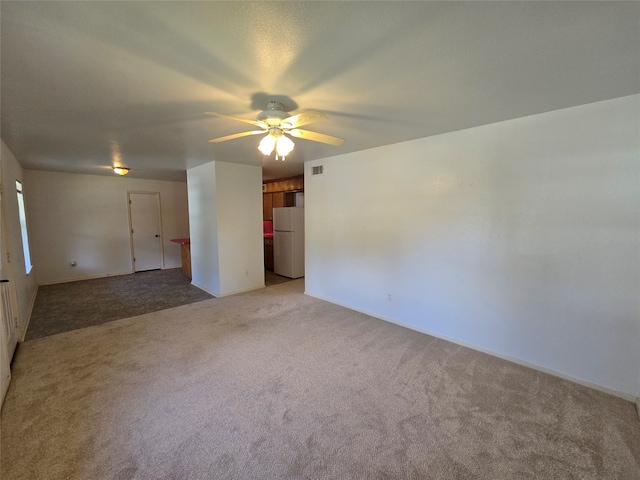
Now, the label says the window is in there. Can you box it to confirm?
[15,181,32,274]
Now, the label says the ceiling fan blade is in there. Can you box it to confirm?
[282,110,328,129]
[288,129,344,146]
[208,130,265,143]
[205,112,261,127]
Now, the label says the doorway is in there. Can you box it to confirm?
[128,192,163,272]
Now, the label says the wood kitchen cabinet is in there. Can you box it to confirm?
[263,175,304,194]
[262,192,294,220]
[284,192,296,207]
[180,244,192,279]
[273,192,285,209]
[263,193,273,221]
[170,238,191,279]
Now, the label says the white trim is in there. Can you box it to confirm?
[190,282,219,298]
[19,283,38,342]
[162,265,182,270]
[190,282,265,298]
[218,285,265,297]
[304,291,636,403]
[36,266,182,286]
[38,270,133,286]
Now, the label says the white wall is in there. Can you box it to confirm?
[0,141,38,336]
[187,161,264,297]
[24,170,189,285]
[187,162,221,295]
[305,95,640,399]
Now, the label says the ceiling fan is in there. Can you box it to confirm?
[206,101,344,160]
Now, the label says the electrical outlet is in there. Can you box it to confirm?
[388,294,392,302]
[245,270,249,277]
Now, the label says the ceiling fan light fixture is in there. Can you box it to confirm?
[208,102,342,158]
[276,134,294,158]
[113,167,129,176]
[258,128,295,160]
[258,134,277,155]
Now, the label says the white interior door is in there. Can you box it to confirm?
[129,192,163,272]
[0,165,12,405]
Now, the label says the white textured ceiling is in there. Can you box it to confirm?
[1,1,638,182]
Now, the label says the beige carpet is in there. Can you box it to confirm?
[2,280,639,479]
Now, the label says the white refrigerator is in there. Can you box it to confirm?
[273,207,305,278]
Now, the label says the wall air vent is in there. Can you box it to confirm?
[311,165,324,176]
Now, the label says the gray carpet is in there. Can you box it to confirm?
[27,268,293,341]
[2,280,639,479]
[26,269,214,340]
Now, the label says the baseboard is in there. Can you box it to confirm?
[190,282,219,298]
[1,370,10,412]
[191,282,265,298]
[161,265,181,270]
[304,291,636,403]
[39,270,134,286]
[218,285,265,297]
[9,341,20,368]
[19,283,38,342]
[636,397,640,421]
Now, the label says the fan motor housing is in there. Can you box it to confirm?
[256,102,290,126]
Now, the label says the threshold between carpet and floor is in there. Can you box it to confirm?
[2,279,639,479]
[26,268,294,340]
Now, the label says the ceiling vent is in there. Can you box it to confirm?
[311,165,324,176]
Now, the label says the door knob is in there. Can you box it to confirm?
[155,235,160,237]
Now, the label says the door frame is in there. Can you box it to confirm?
[0,166,20,351]
[126,191,165,272]
[0,167,11,406]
